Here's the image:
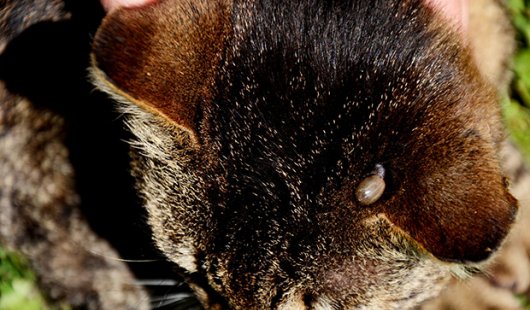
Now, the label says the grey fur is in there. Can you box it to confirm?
[0,1,149,308]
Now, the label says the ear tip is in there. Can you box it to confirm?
[436,192,518,263]
[92,8,153,95]
[92,13,133,62]
[386,186,519,264]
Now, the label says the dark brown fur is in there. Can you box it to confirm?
[91,0,517,308]
[92,0,233,142]
[0,0,523,309]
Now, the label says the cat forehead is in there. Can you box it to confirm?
[212,0,471,136]
[224,0,459,85]
[211,37,472,169]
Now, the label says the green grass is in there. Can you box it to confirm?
[0,248,50,310]
[506,0,530,164]
[509,4,530,309]
[518,293,530,309]
[1,2,530,309]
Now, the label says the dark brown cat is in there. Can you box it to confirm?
[90,0,517,308]
[0,0,523,309]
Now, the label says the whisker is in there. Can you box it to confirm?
[151,293,197,308]
[135,279,181,286]
[150,292,193,303]
[84,248,160,262]
[74,243,161,262]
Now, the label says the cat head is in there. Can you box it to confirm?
[91,0,517,308]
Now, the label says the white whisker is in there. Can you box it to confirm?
[74,243,160,262]
[151,293,193,302]
[83,247,159,262]
[135,279,181,286]
[151,293,195,308]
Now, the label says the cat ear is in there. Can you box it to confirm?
[380,138,518,263]
[91,0,232,143]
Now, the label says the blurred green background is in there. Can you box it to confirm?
[0,248,51,310]
[505,0,530,306]
[506,0,530,163]
[1,1,530,309]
